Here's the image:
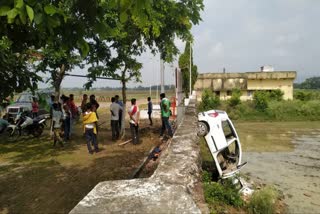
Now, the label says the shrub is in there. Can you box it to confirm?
[228,88,242,107]
[294,90,312,101]
[204,180,244,207]
[199,89,220,111]
[269,89,283,101]
[248,186,278,214]
[202,170,212,183]
[253,91,269,111]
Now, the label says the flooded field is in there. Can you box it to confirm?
[236,121,320,213]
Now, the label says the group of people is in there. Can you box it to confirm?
[50,92,174,155]
[50,94,99,147]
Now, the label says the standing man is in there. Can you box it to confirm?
[83,103,99,154]
[160,93,173,138]
[61,95,71,142]
[31,97,39,118]
[68,94,78,135]
[90,94,100,118]
[147,97,153,126]
[115,95,123,130]
[110,97,123,140]
[51,103,64,147]
[128,98,140,145]
[81,94,88,113]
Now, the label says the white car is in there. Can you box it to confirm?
[197,110,247,179]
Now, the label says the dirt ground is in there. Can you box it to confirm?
[238,122,320,214]
[0,109,166,214]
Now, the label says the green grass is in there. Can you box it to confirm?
[248,186,279,214]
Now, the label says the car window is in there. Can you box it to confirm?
[222,120,236,140]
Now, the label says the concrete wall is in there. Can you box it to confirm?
[70,99,208,214]
[247,79,294,100]
[195,71,296,101]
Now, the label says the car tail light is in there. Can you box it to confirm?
[208,112,219,118]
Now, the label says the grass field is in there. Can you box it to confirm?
[0,89,175,214]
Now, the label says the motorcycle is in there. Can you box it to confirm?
[7,112,49,137]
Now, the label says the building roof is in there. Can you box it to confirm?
[198,71,296,80]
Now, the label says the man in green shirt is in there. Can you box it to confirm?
[160,93,173,137]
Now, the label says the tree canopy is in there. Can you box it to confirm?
[294,77,320,89]
[0,0,204,102]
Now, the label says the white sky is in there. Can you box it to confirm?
[40,0,320,88]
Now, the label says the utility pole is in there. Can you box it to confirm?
[189,42,192,97]
[160,58,165,93]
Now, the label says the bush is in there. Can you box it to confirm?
[269,89,283,101]
[199,89,220,111]
[202,170,212,183]
[267,100,320,121]
[294,90,312,101]
[228,88,242,107]
[253,91,269,111]
[248,186,278,214]
[204,179,244,208]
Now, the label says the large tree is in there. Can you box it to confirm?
[85,0,204,136]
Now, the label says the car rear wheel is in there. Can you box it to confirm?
[197,121,209,137]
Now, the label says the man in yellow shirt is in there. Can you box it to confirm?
[83,103,99,154]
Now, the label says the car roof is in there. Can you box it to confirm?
[204,109,229,120]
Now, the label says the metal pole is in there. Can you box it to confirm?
[189,42,192,97]
[160,58,165,93]
[149,84,151,97]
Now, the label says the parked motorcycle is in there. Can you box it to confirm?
[7,112,49,137]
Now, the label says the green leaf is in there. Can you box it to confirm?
[120,11,128,23]
[26,5,34,22]
[44,5,57,15]
[15,0,24,9]
[7,8,19,20]
[19,9,27,24]
[0,6,11,16]
[78,39,90,57]
[34,13,43,24]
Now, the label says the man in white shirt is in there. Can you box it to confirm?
[110,97,123,140]
[128,98,140,145]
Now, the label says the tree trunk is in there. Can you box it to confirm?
[53,64,65,101]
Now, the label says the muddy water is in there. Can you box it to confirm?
[235,121,320,213]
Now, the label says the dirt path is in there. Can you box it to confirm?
[242,131,320,213]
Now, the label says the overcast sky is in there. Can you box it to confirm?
[46,0,320,88]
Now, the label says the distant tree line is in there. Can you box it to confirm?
[61,85,175,91]
[294,77,320,89]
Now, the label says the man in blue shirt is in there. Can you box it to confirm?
[115,95,123,130]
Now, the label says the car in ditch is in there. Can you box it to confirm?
[197,109,247,179]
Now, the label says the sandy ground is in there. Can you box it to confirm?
[242,129,320,213]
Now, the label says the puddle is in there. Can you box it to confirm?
[237,121,320,213]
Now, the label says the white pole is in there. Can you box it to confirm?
[156,84,158,102]
[149,84,151,97]
[160,58,165,93]
[189,42,192,97]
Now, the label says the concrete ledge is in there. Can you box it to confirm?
[70,98,207,214]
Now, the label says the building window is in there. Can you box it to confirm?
[247,91,253,97]
[215,91,220,96]
[227,91,232,96]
